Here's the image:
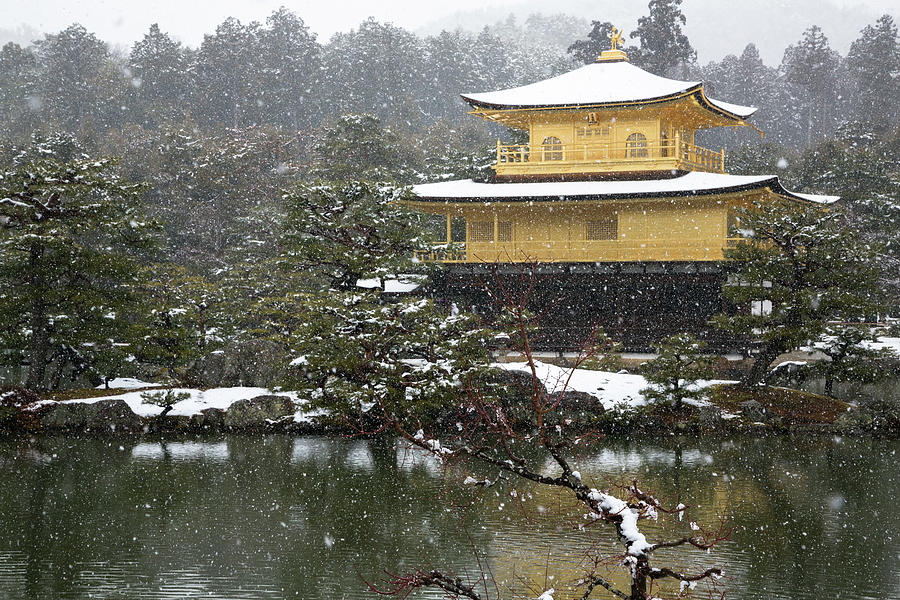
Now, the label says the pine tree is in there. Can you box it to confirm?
[847,14,900,124]
[0,145,157,390]
[322,19,425,126]
[641,333,715,409]
[257,8,323,131]
[311,113,419,183]
[781,26,840,145]
[0,42,39,142]
[714,200,882,387]
[34,24,118,132]
[135,263,227,383]
[422,30,481,122]
[125,123,292,270]
[808,325,896,396]
[194,18,262,128]
[260,181,491,425]
[629,0,696,76]
[791,123,900,305]
[279,181,428,289]
[128,24,192,128]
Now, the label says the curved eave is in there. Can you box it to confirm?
[699,90,757,121]
[464,87,756,127]
[411,175,837,205]
[461,82,703,111]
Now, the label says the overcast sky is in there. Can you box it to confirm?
[1,0,896,61]
[0,0,521,48]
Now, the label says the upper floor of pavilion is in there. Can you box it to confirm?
[462,38,759,180]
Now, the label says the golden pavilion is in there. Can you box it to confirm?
[408,36,836,349]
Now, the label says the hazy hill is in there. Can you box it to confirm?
[418,0,893,65]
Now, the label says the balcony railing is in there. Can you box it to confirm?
[494,138,725,176]
[414,238,746,264]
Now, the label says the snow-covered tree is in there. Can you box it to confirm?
[0,148,156,390]
[781,26,841,145]
[194,17,263,128]
[257,8,323,131]
[34,24,119,132]
[322,19,425,126]
[808,325,896,396]
[847,15,900,125]
[715,199,882,387]
[311,113,419,183]
[258,180,493,425]
[135,263,228,384]
[125,123,292,269]
[641,333,715,408]
[0,42,40,142]
[792,123,900,304]
[128,23,193,127]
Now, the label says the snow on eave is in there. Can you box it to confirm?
[767,179,839,205]
[704,96,757,120]
[412,173,834,203]
[788,191,839,204]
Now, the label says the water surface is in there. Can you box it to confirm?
[0,434,896,599]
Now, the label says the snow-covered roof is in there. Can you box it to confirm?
[461,61,756,119]
[412,172,838,204]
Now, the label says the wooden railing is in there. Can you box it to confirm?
[412,243,468,263]
[495,138,724,174]
[414,239,737,264]
[680,143,725,172]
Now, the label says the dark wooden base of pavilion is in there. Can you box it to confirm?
[428,262,738,353]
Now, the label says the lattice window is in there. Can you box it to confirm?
[576,126,611,139]
[541,136,563,161]
[626,132,648,158]
[586,217,618,241]
[469,221,493,242]
[498,221,512,242]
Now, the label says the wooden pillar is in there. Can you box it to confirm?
[446,213,452,244]
[616,283,623,341]
[493,211,499,243]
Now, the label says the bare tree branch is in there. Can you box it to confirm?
[579,575,630,600]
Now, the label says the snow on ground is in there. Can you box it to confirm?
[867,336,900,354]
[33,387,322,423]
[494,360,734,410]
[496,361,649,410]
[356,277,423,293]
[38,359,747,422]
[800,336,900,358]
[95,377,161,390]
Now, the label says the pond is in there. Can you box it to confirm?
[0,434,897,600]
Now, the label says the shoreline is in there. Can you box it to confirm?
[3,363,897,438]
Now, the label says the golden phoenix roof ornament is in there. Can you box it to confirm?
[609,26,624,51]
[598,26,628,62]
